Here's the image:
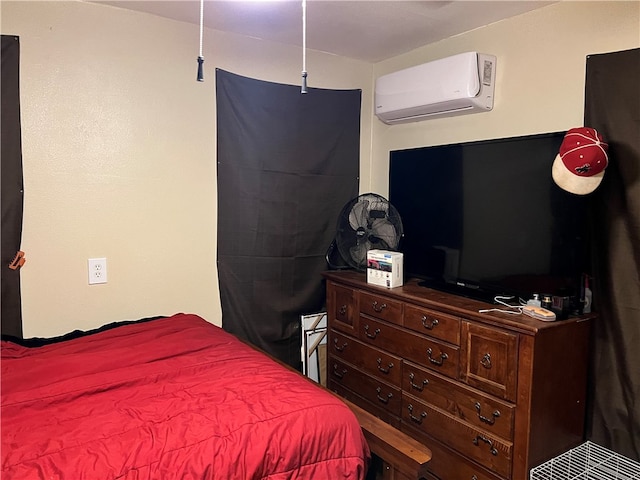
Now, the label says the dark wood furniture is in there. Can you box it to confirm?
[344,397,432,480]
[324,270,594,480]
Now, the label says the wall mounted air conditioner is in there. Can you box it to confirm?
[375,52,497,125]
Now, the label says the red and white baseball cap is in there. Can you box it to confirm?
[552,127,609,195]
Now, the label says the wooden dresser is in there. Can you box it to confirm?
[323,270,594,480]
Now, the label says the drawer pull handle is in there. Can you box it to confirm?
[339,305,347,316]
[364,324,381,339]
[480,352,492,369]
[475,402,501,425]
[332,364,347,379]
[426,348,448,366]
[371,301,387,312]
[473,435,498,456]
[407,404,427,424]
[376,387,393,404]
[409,372,429,391]
[376,357,394,374]
[421,315,439,330]
[333,338,347,352]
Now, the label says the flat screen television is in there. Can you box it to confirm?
[388,131,589,304]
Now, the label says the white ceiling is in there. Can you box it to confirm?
[95,0,555,63]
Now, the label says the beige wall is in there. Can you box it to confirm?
[370,1,640,196]
[2,1,638,338]
[1,1,373,337]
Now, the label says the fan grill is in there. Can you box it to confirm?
[335,193,403,271]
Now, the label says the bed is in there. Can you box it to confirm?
[1,313,370,479]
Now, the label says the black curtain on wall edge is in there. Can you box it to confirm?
[216,69,360,367]
[584,47,640,462]
[1,35,24,338]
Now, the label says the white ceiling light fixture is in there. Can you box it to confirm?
[301,0,308,94]
[197,0,204,82]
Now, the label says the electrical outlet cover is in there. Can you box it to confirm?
[88,258,108,285]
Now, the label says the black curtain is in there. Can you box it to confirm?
[1,35,24,338]
[216,69,360,367]
[584,48,640,461]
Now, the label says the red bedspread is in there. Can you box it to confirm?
[1,314,369,479]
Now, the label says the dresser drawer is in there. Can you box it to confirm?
[329,329,402,386]
[403,304,461,346]
[329,356,401,416]
[401,394,512,478]
[461,322,518,401]
[328,282,358,334]
[329,382,401,429]
[402,361,514,440]
[359,291,403,324]
[359,316,460,379]
[403,427,503,480]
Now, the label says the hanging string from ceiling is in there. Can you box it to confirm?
[197,0,204,82]
[301,0,308,94]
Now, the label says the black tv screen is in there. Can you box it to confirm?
[389,131,589,303]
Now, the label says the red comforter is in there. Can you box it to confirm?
[1,314,369,479]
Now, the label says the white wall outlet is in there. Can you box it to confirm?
[88,257,108,285]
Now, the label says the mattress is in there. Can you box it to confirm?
[1,313,370,479]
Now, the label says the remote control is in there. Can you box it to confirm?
[522,305,556,321]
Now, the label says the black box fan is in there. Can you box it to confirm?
[326,193,404,271]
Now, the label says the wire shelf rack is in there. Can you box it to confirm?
[530,442,640,480]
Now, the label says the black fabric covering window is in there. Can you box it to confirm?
[584,48,640,461]
[1,35,24,338]
[216,69,360,367]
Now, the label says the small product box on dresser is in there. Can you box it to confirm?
[367,250,404,288]
[323,270,596,480]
